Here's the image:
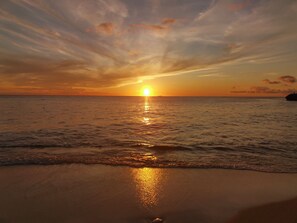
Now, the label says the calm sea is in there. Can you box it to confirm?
[0,96,296,172]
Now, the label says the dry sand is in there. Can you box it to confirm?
[0,165,296,223]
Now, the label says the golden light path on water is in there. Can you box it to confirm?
[131,96,165,209]
[143,97,150,125]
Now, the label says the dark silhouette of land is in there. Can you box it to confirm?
[286,93,297,101]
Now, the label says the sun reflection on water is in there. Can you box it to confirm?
[131,168,163,208]
[143,117,150,125]
[142,97,151,125]
[144,97,150,112]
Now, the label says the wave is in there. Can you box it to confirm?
[0,146,296,173]
[0,142,194,151]
[132,144,193,151]
[0,159,296,174]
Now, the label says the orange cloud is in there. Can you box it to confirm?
[231,86,296,94]
[262,79,280,85]
[228,0,251,11]
[231,74,297,95]
[162,18,176,25]
[1,0,297,96]
[131,18,176,35]
[133,24,167,32]
[87,22,115,35]
[279,75,296,84]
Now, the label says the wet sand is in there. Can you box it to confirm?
[228,197,297,223]
[0,165,296,223]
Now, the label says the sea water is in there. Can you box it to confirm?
[0,96,296,172]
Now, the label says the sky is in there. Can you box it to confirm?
[0,0,297,96]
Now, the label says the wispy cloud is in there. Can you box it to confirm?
[87,22,116,35]
[233,74,297,95]
[231,86,296,94]
[162,18,177,25]
[228,0,252,12]
[279,75,296,84]
[262,75,296,85]
[263,79,281,85]
[130,17,177,37]
[0,0,297,95]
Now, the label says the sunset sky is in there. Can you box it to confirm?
[0,0,297,96]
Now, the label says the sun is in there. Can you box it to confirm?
[143,88,151,97]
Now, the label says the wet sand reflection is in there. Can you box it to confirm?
[131,168,164,208]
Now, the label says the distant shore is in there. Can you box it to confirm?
[0,165,296,223]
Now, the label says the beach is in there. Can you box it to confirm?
[0,165,296,223]
[1,0,297,222]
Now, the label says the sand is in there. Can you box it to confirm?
[228,197,297,223]
[0,165,296,223]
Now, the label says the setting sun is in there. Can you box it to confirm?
[143,88,151,97]
[1,1,297,223]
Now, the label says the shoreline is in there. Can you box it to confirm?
[0,165,297,223]
[2,163,297,174]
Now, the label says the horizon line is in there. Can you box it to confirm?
[0,94,285,98]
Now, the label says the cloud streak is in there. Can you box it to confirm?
[263,79,281,85]
[279,75,296,84]
[233,75,297,95]
[231,86,297,94]
[0,0,297,95]
[87,22,116,35]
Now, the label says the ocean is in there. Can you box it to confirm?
[0,96,296,172]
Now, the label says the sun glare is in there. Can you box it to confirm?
[143,88,151,97]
